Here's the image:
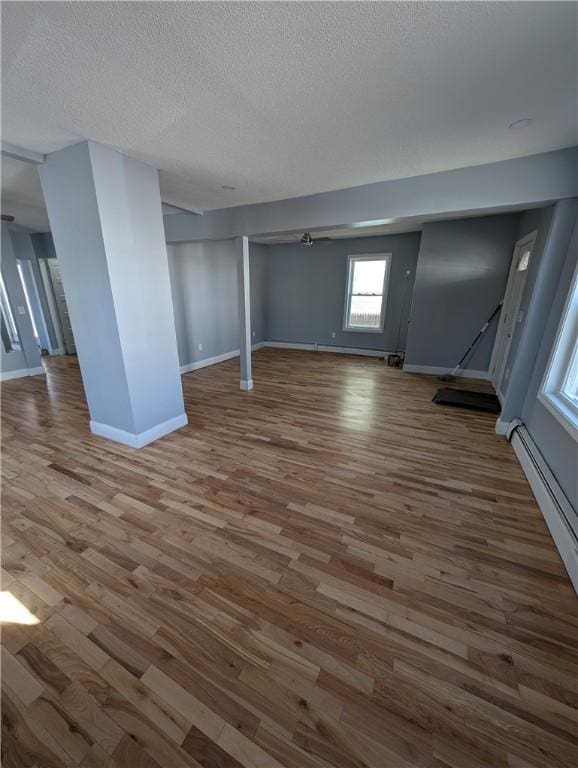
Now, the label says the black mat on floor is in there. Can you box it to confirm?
[433,388,501,413]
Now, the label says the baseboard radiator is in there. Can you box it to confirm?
[508,423,578,594]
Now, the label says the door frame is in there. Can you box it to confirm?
[489,230,537,400]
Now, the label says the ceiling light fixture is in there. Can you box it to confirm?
[221,184,236,190]
[509,118,534,130]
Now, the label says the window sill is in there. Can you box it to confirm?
[343,326,384,334]
[538,390,578,440]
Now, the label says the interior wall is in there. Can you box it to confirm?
[264,232,421,351]
[167,239,267,369]
[404,213,521,373]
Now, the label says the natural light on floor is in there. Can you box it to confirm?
[0,591,40,625]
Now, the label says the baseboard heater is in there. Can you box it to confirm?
[508,423,578,594]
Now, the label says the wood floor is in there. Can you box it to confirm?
[2,350,577,768]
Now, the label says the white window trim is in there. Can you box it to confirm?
[538,260,578,440]
[343,253,391,333]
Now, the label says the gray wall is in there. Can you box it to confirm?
[265,233,421,351]
[1,224,43,375]
[167,239,267,368]
[405,214,521,372]
[523,215,578,510]
[500,201,578,511]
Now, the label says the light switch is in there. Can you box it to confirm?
[17,306,26,315]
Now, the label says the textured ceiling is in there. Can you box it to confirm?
[2,1,577,230]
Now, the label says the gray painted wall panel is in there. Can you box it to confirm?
[405,214,521,371]
[168,240,267,368]
[524,213,577,511]
[265,233,421,351]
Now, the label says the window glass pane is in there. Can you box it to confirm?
[352,259,385,295]
[349,295,382,328]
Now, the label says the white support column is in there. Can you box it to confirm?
[236,236,253,391]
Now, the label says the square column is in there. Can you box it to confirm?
[39,141,187,447]
[236,236,253,390]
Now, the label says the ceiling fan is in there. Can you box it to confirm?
[300,232,333,247]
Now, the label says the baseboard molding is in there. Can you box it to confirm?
[1,365,46,381]
[180,343,265,374]
[49,348,66,356]
[510,425,578,594]
[403,364,489,380]
[90,412,188,449]
[495,418,522,438]
[264,341,389,358]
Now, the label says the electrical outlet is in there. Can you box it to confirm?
[252,330,255,337]
[17,306,26,315]
[331,331,336,339]
[198,343,203,352]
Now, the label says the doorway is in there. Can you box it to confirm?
[489,230,536,400]
[42,259,76,355]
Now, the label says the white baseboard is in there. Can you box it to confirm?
[240,379,254,391]
[495,418,522,438]
[90,412,188,449]
[264,341,389,358]
[1,366,46,381]
[403,364,489,380]
[180,343,265,374]
[510,425,578,594]
[49,348,65,356]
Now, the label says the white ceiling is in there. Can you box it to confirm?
[2,1,577,231]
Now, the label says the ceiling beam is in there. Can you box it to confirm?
[1,142,45,165]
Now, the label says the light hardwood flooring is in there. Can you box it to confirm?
[1,350,577,768]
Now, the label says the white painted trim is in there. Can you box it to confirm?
[180,343,265,375]
[1,366,46,381]
[402,364,489,380]
[49,347,66,356]
[510,426,578,594]
[264,341,388,358]
[90,412,188,449]
[240,379,254,391]
[1,142,45,165]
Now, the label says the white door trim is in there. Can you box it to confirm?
[489,230,537,397]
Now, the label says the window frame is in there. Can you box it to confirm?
[343,253,391,333]
[538,261,578,440]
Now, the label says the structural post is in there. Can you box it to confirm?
[39,140,187,448]
[236,235,253,391]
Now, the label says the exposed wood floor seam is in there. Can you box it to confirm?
[1,350,577,768]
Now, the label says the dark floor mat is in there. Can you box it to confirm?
[433,388,501,413]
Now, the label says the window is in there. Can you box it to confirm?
[343,254,390,332]
[539,263,578,439]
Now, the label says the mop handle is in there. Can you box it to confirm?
[451,301,503,375]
